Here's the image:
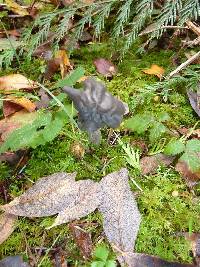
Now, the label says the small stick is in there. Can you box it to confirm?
[186,21,200,36]
[167,50,200,78]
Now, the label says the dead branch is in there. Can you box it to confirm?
[167,51,200,78]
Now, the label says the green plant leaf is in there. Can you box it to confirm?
[185,139,200,153]
[91,261,105,267]
[164,140,185,155]
[157,112,170,122]
[94,245,109,262]
[149,121,167,142]
[125,114,154,134]
[53,67,85,88]
[180,152,200,172]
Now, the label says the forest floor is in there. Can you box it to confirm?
[0,37,200,266]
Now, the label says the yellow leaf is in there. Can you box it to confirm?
[5,0,29,16]
[77,76,88,83]
[142,64,165,78]
[55,50,72,78]
[0,74,37,93]
[8,96,36,112]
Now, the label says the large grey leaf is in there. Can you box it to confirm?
[49,180,100,228]
[99,168,141,257]
[1,172,98,218]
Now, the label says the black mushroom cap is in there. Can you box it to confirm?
[62,77,129,143]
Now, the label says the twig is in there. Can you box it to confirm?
[167,51,200,78]
[139,25,188,36]
[186,21,200,36]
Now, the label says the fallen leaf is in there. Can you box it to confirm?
[142,64,165,78]
[51,248,68,267]
[0,74,37,93]
[69,223,93,259]
[0,150,26,166]
[0,255,30,267]
[0,168,141,256]
[45,50,73,80]
[93,58,117,77]
[3,101,23,117]
[140,153,174,175]
[175,159,200,187]
[35,88,51,109]
[99,168,141,265]
[5,96,36,112]
[121,252,195,267]
[187,89,200,117]
[5,0,29,16]
[1,172,99,222]
[0,213,17,245]
[0,110,38,141]
[184,233,200,265]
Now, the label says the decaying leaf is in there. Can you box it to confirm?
[93,58,117,77]
[4,96,36,112]
[45,50,73,80]
[187,89,200,117]
[121,252,195,267]
[69,223,93,259]
[140,153,174,175]
[0,74,37,93]
[0,168,141,258]
[0,110,38,141]
[99,168,141,264]
[1,172,99,222]
[5,0,29,16]
[70,142,85,159]
[0,212,17,245]
[3,101,23,117]
[175,159,200,187]
[50,179,99,228]
[142,64,165,78]
[0,255,30,267]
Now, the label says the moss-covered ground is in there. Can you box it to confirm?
[0,41,200,266]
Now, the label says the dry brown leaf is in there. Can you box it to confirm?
[175,159,200,187]
[69,223,93,259]
[0,74,37,93]
[140,153,174,175]
[0,212,17,245]
[3,101,23,117]
[142,64,165,78]
[5,0,29,16]
[0,110,38,141]
[93,58,118,77]
[120,252,195,267]
[99,168,141,264]
[55,50,73,78]
[6,96,36,112]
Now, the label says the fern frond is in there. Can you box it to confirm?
[93,2,114,37]
[151,0,182,39]
[113,0,134,38]
[179,0,200,25]
[122,0,154,55]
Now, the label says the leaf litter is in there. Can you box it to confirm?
[0,168,141,266]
